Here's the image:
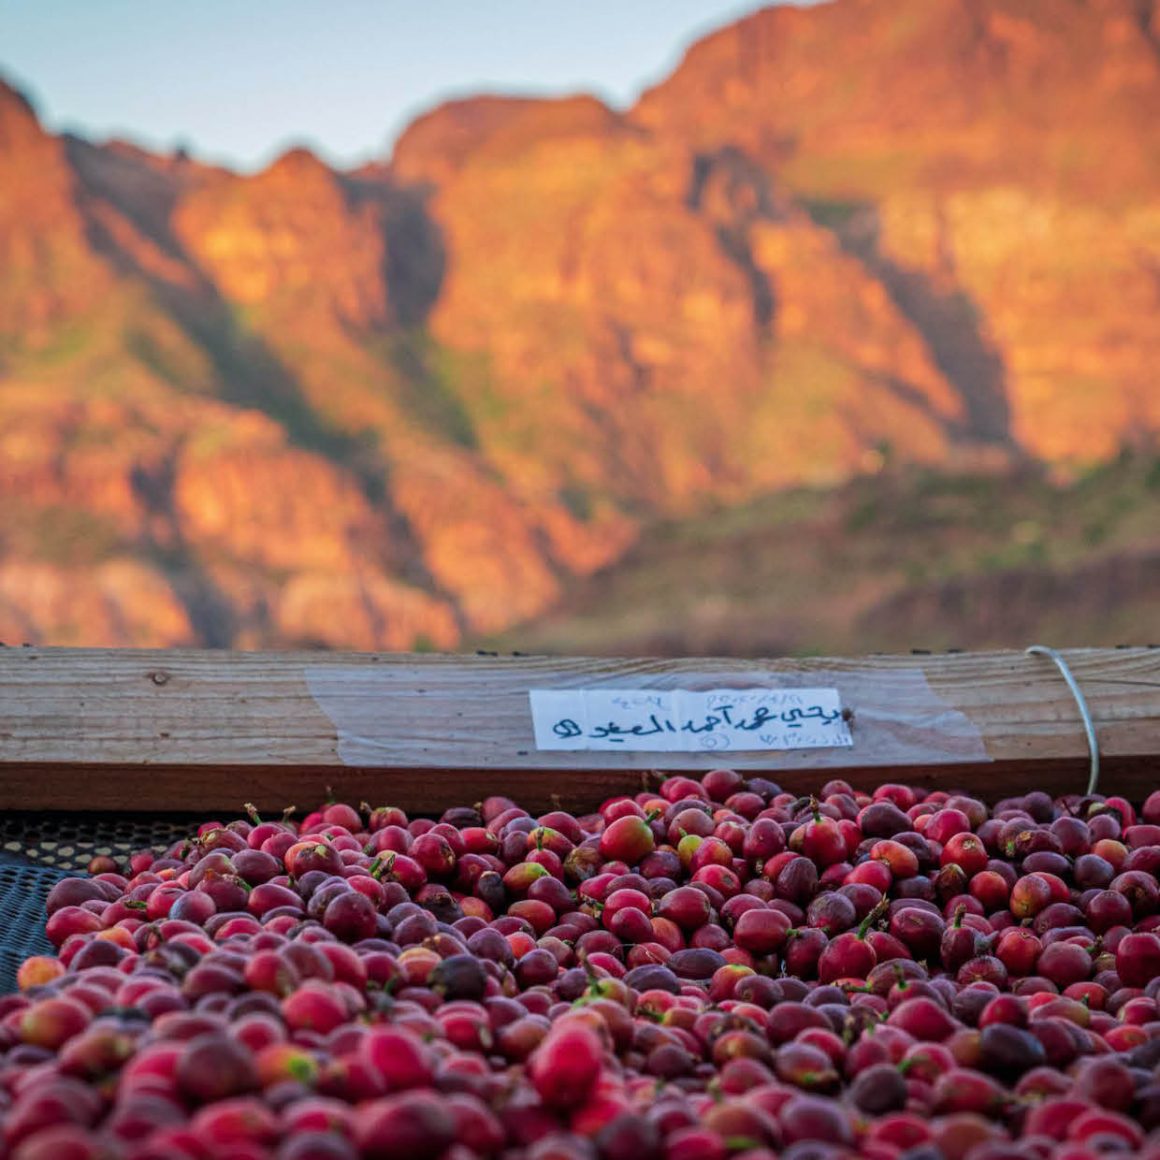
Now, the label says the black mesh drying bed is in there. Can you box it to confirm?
[0,811,204,873]
[0,812,206,994]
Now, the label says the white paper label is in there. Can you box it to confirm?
[528,687,852,753]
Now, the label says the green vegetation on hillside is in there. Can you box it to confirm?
[489,451,1160,657]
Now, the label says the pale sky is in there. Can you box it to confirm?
[0,2,826,172]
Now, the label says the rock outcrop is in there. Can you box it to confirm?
[1,0,1157,649]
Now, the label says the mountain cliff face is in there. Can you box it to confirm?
[1,0,1158,650]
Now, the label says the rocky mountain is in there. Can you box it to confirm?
[496,452,1160,658]
[1,0,1158,651]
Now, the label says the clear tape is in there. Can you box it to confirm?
[1024,645,1100,796]
[305,663,989,772]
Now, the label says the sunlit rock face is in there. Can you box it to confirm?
[1,0,1157,648]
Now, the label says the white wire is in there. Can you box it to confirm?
[1024,645,1100,796]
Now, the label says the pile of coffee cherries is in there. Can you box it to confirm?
[3,773,1160,1160]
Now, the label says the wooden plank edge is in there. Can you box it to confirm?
[2,646,1157,811]
[0,754,1152,815]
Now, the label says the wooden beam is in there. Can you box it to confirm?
[0,647,1157,813]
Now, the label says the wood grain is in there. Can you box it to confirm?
[0,647,1157,812]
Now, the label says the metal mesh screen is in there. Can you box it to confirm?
[0,812,206,993]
